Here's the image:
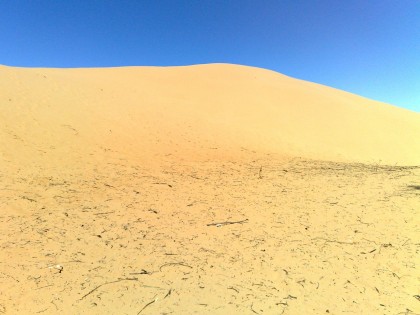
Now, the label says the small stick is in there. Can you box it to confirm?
[129,269,151,275]
[152,182,173,188]
[401,238,410,246]
[1,272,19,282]
[311,237,355,245]
[159,262,192,272]
[228,286,239,293]
[207,219,248,227]
[138,296,157,314]
[79,277,138,300]
[164,289,172,299]
[93,211,115,215]
[250,302,259,314]
[21,196,36,202]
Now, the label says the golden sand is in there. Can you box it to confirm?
[1,64,419,314]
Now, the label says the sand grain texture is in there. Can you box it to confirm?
[0,64,419,314]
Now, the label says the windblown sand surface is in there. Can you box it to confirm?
[1,64,419,314]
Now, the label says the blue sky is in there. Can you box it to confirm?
[1,1,419,111]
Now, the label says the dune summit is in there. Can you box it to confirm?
[1,63,419,167]
[1,64,419,315]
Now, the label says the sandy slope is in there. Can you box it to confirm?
[1,63,419,166]
[0,64,419,314]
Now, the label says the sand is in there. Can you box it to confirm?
[0,64,419,314]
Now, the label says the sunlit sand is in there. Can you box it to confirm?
[1,64,419,314]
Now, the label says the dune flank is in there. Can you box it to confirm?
[0,64,419,314]
[0,63,419,166]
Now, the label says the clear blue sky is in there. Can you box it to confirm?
[1,1,419,111]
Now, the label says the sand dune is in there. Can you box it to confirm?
[0,64,419,314]
[1,63,419,166]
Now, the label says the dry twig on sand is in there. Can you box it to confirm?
[129,269,152,275]
[93,211,115,216]
[207,219,248,227]
[152,182,173,188]
[159,262,192,272]
[164,289,172,299]
[79,277,138,300]
[137,296,157,314]
[250,302,260,314]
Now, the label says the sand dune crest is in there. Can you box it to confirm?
[1,63,419,166]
